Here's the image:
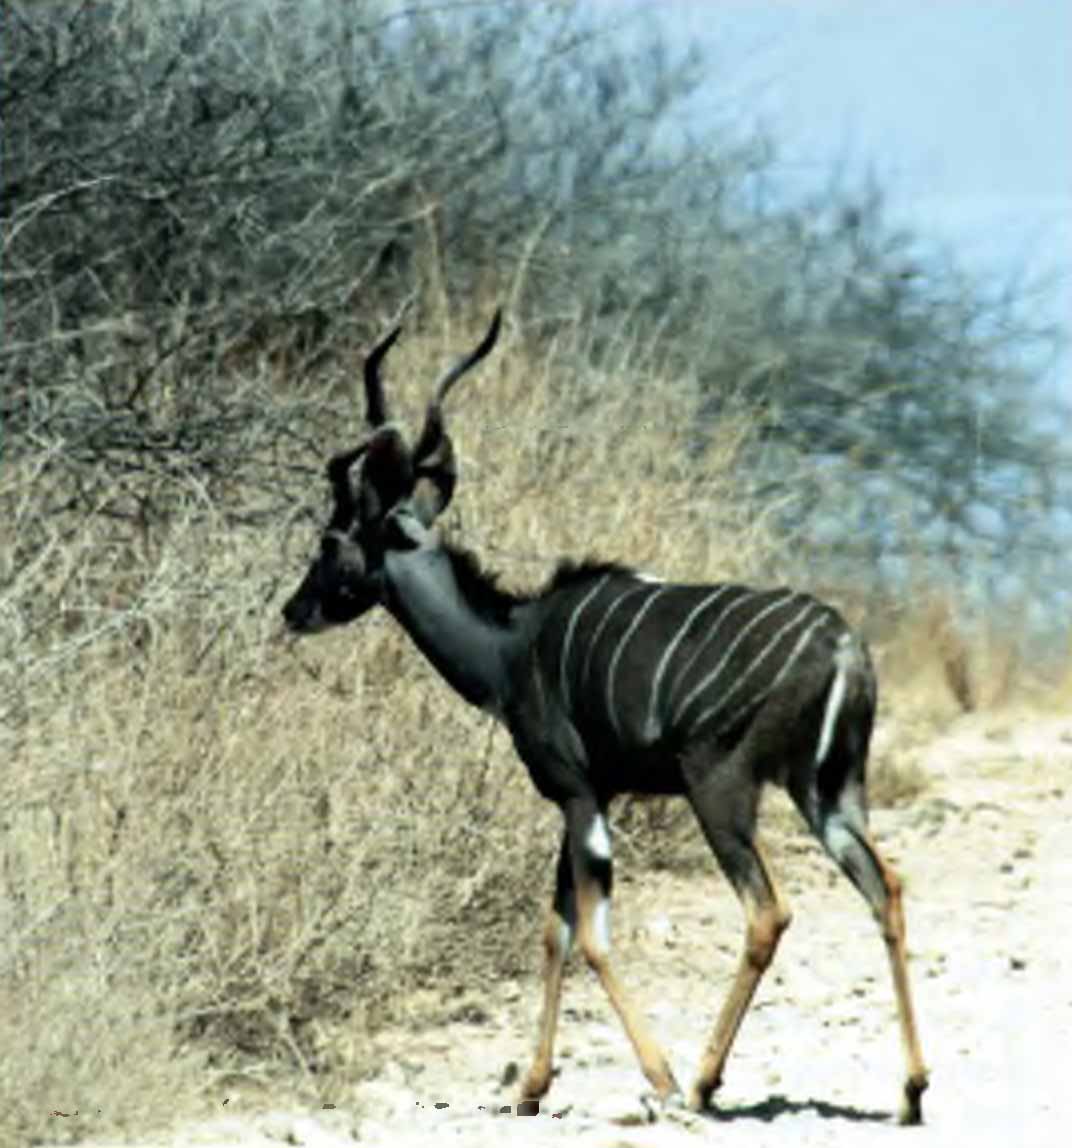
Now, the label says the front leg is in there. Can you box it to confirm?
[565,798,681,1101]
[520,831,574,1101]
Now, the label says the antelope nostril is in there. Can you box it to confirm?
[282,596,306,630]
[283,592,327,634]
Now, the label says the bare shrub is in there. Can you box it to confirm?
[927,596,977,714]
[0,315,777,1144]
[3,0,1065,600]
[2,2,1066,1139]
[867,749,932,811]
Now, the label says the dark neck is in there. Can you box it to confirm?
[382,543,529,713]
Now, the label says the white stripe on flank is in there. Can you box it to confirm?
[691,611,829,737]
[579,582,650,700]
[559,574,610,717]
[686,600,816,732]
[605,584,669,739]
[664,589,759,718]
[816,633,852,766]
[585,814,612,860]
[644,585,734,743]
[671,590,799,727]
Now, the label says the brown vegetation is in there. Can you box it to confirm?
[4,314,1063,1146]
[0,322,765,1144]
[3,4,1067,1143]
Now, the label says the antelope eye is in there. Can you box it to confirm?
[337,542,366,577]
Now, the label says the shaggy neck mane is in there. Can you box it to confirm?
[546,558,635,591]
[442,547,635,626]
[443,545,636,626]
[443,542,525,625]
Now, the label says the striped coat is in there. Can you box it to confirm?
[510,561,872,806]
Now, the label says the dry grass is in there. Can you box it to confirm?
[3,315,1064,1145]
[870,577,1070,722]
[0,317,778,1145]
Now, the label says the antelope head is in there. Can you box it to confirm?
[282,310,502,634]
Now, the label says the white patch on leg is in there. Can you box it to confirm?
[585,814,612,860]
[822,815,855,865]
[591,897,611,956]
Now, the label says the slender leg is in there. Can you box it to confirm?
[687,814,792,1111]
[520,834,575,1101]
[565,798,681,1100]
[818,803,929,1124]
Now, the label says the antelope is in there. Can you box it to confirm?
[281,310,929,1123]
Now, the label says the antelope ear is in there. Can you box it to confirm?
[359,427,413,519]
[326,443,369,512]
[407,310,501,525]
[411,449,456,525]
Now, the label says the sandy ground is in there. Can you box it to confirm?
[69,712,1071,1148]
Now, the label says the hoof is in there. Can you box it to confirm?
[686,1075,721,1113]
[517,1068,552,1103]
[640,1089,691,1125]
[899,1073,929,1125]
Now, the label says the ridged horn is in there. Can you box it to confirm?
[326,443,369,508]
[412,309,502,465]
[410,309,502,525]
[362,324,402,428]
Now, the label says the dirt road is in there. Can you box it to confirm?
[78,713,1072,1148]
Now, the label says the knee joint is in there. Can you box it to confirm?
[581,945,608,974]
[745,904,792,971]
[543,917,573,961]
[577,894,612,965]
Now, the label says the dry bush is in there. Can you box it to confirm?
[1050,636,1072,710]
[869,579,1060,724]
[612,794,711,874]
[867,744,932,810]
[3,6,1065,1141]
[0,317,779,1145]
[865,591,977,735]
[7,305,1060,1144]
[856,581,1072,809]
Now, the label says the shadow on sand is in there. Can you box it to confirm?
[706,1094,891,1125]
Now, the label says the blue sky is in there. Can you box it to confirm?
[618,0,1071,404]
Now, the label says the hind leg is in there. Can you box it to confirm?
[686,762,792,1111]
[813,787,929,1123]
